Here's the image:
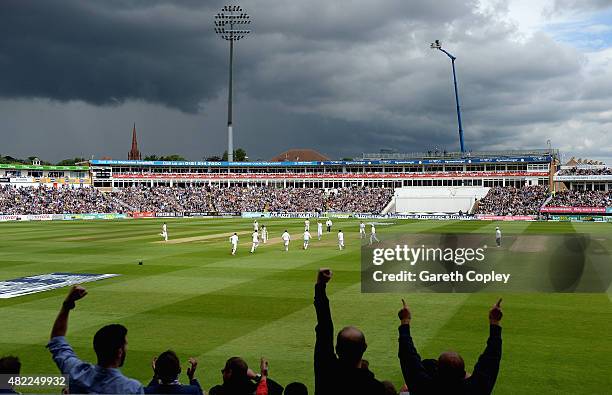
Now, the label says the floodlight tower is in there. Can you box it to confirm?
[430,40,465,154]
[215,5,251,162]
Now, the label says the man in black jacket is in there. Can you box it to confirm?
[0,356,21,394]
[397,298,503,395]
[313,268,386,395]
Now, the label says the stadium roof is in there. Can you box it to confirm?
[362,149,559,160]
[271,149,329,162]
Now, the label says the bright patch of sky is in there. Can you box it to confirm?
[479,0,612,50]
[544,8,612,50]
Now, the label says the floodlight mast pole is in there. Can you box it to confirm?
[228,37,233,162]
[431,40,465,154]
[215,5,250,162]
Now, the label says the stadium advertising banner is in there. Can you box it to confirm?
[0,215,24,222]
[219,212,241,217]
[269,212,322,218]
[131,211,155,218]
[63,213,128,221]
[361,233,611,293]
[327,213,352,219]
[550,215,610,222]
[476,215,536,221]
[183,212,241,217]
[27,214,54,221]
[554,175,612,181]
[0,163,88,171]
[10,177,33,183]
[242,212,272,218]
[34,177,92,185]
[183,212,215,217]
[540,206,606,214]
[0,212,168,222]
[395,214,476,220]
[91,155,552,167]
[155,212,184,218]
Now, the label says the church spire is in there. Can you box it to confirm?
[128,123,142,160]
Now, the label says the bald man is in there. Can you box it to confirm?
[313,268,385,395]
[397,298,503,394]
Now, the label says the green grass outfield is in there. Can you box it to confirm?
[0,218,611,394]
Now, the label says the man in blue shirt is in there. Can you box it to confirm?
[47,285,143,394]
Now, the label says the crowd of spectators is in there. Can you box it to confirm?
[0,185,125,215]
[547,190,612,207]
[557,167,612,176]
[326,188,394,213]
[1,271,504,394]
[474,185,549,216]
[207,187,327,213]
[0,185,394,215]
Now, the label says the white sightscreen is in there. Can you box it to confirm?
[394,187,490,213]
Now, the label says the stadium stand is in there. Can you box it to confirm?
[557,168,612,176]
[0,185,123,215]
[546,190,612,208]
[0,185,393,215]
[473,186,549,216]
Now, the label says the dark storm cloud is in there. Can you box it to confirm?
[0,0,479,113]
[0,0,228,112]
[0,0,611,161]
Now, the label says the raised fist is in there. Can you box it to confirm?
[65,285,87,303]
[317,268,333,284]
[489,298,503,325]
[398,299,411,325]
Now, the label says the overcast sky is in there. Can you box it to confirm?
[1,0,611,163]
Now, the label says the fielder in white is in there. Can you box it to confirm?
[304,218,310,232]
[359,221,366,239]
[261,225,268,243]
[159,222,168,242]
[495,226,502,247]
[253,220,259,232]
[337,230,345,250]
[369,224,379,245]
[250,230,259,253]
[317,221,323,240]
[282,230,291,252]
[303,230,312,250]
[229,232,239,255]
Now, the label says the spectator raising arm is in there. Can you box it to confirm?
[397,299,433,394]
[466,299,503,394]
[50,285,87,339]
[313,268,334,395]
[255,358,268,395]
